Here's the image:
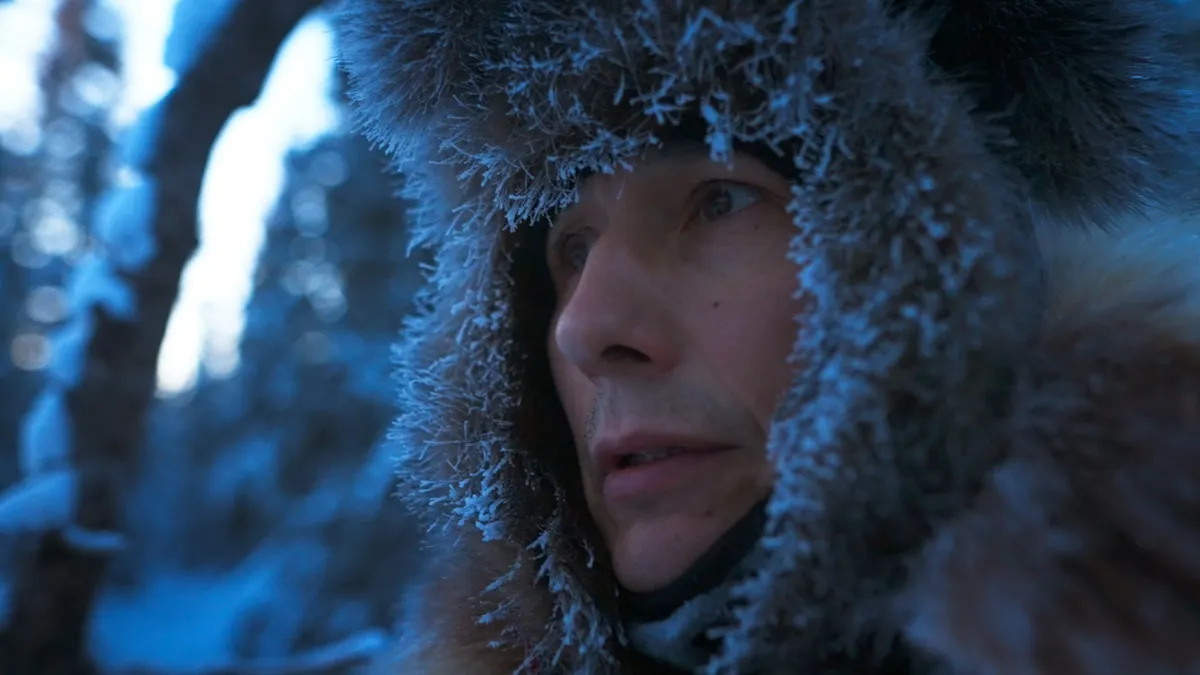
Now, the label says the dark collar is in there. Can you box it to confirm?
[616,499,768,622]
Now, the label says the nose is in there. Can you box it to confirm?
[552,239,679,380]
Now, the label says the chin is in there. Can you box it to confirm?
[609,511,739,593]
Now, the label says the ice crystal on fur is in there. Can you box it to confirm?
[337,0,1200,671]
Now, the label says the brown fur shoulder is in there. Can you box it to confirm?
[379,531,554,675]
[902,216,1200,674]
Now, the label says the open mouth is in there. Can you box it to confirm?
[617,446,693,468]
[615,445,733,469]
[604,444,738,500]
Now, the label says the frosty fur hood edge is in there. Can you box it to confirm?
[334,1,1200,672]
[373,213,1200,675]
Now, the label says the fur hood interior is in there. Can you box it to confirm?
[335,1,1200,672]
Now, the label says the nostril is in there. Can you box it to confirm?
[600,344,651,363]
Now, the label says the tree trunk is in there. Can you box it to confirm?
[0,2,326,673]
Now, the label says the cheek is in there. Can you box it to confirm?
[703,288,802,426]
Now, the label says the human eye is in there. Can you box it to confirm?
[553,230,593,273]
[696,180,764,222]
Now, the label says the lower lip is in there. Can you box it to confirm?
[602,447,737,501]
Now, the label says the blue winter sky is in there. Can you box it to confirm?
[0,0,340,393]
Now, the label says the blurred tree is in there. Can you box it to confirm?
[126,102,425,668]
[0,1,325,673]
[226,122,426,663]
[0,0,124,652]
[1,0,440,672]
[0,145,49,492]
[0,0,122,490]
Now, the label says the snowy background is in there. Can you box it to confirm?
[0,0,424,673]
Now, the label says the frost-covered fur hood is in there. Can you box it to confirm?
[336,1,1200,673]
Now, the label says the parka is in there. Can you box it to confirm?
[336,1,1200,673]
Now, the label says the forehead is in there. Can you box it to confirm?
[590,141,716,185]
[629,140,716,167]
[559,142,733,215]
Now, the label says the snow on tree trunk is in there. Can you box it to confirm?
[0,1,326,673]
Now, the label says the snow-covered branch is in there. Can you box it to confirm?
[0,471,75,534]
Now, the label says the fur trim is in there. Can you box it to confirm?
[1039,212,1200,346]
[904,0,1200,222]
[338,0,1200,223]
[334,1,1200,672]
[903,218,1200,675]
[385,218,1200,673]
[379,533,537,675]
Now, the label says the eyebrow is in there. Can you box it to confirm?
[543,140,741,255]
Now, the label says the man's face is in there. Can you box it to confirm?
[545,147,804,592]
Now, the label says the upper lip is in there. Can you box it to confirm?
[592,431,736,475]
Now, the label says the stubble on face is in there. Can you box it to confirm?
[544,148,803,591]
[583,390,604,448]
